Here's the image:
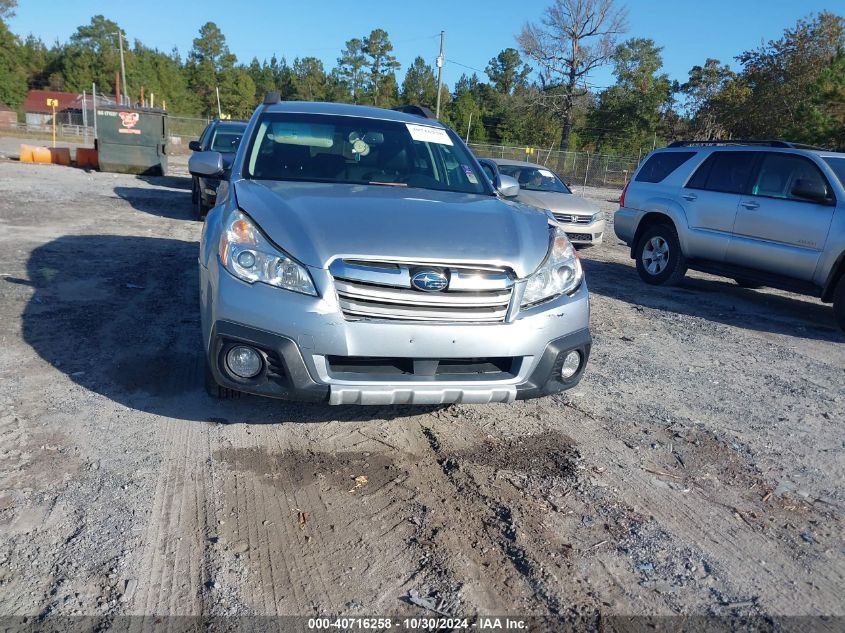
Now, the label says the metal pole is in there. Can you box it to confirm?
[465,111,472,143]
[92,83,97,140]
[582,153,591,196]
[82,90,88,144]
[435,31,444,119]
[216,86,222,119]
[118,31,129,105]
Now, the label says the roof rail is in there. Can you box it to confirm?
[667,139,828,150]
[392,104,437,120]
[263,92,281,105]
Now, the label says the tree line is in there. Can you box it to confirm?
[0,0,843,154]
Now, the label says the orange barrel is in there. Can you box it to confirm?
[19,144,35,162]
[32,147,52,164]
[76,148,99,168]
[49,147,71,166]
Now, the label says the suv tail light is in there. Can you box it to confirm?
[619,180,630,208]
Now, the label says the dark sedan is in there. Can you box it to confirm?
[189,120,247,219]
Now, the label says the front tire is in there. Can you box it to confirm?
[635,223,687,286]
[833,275,845,332]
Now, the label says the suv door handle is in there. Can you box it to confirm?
[682,193,697,201]
[741,201,760,210]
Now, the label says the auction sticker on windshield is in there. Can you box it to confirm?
[538,169,555,177]
[406,123,453,145]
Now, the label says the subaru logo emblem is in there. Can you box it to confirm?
[411,270,448,292]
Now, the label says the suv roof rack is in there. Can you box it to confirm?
[392,104,437,120]
[667,139,828,150]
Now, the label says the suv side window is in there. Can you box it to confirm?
[751,153,833,202]
[686,151,756,194]
[635,151,695,183]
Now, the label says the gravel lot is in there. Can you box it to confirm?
[0,147,843,625]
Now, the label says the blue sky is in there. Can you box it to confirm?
[8,0,838,89]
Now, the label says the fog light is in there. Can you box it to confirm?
[226,346,262,378]
[560,350,581,380]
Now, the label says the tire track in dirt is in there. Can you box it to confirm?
[210,419,425,615]
[541,396,844,616]
[414,422,585,619]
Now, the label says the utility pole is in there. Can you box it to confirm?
[92,82,97,140]
[117,31,129,106]
[435,31,445,119]
[216,86,222,119]
[465,111,472,143]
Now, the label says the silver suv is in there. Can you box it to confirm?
[614,141,845,330]
[190,98,591,404]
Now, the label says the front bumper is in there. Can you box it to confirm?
[201,259,591,404]
[561,219,605,245]
[207,321,591,404]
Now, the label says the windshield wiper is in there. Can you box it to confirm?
[368,181,408,187]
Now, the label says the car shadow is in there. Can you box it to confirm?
[581,258,844,343]
[138,175,192,191]
[20,235,441,424]
[113,181,194,221]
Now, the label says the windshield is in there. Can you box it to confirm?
[209,124,246,153]
[497,164,571,193]
[823,156,845,190]
[244,113,489,195]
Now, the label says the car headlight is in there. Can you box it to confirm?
[218,210,317,296]
[521,226,583,307]
[590,211,604,223]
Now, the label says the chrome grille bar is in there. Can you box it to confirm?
[330,259,515,323]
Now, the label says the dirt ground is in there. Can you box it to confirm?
[0,147,843,627]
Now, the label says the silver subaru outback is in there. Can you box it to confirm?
[190,99,591,405]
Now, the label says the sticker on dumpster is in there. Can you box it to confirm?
[118,112,141,134]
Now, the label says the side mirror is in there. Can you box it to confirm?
[497,174,520,198]
[791,178,832,205]
[477,158,498,186]
[188,140,202,152]
[189,151,224,178]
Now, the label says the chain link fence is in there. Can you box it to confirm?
[1,113,212,153]
[468,142,643,190]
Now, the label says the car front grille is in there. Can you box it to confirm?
[565,232,593,242]
[330,259,514,323]
[553,213,593,224]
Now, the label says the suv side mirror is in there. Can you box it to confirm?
[497,174,520,198]
[189,151,224,178]
[791,178,832,205]
[188,140,202,152]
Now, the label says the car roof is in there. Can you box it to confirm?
[653,144,845,157]
[260,101,448,127]
[493,158,550,169]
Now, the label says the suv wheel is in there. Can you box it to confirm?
[833,275,845,332]
[205,359,241,400]
[635,224,687,286]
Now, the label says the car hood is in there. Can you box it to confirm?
[515,190,598,215]
[234,180,552,277]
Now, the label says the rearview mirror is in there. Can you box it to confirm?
[189,151,224,177]
[188,140,202,152]
[791,178,832,205]
[497,174,520,198]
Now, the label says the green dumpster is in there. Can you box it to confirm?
[95,106,168,175]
